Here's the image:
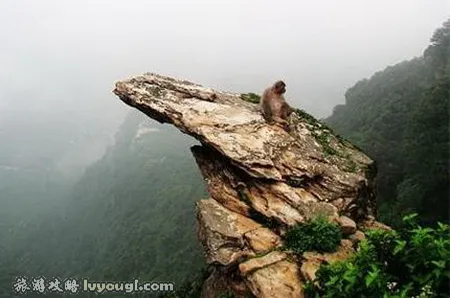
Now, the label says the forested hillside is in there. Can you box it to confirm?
[0,111,206,296]
[326,20,449,226]
[58,112,206,282]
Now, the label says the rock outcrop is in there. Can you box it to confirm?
[113,73,382,297]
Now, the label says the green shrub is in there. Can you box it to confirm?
[240,93,261,104]
[304,214,450,298]
[284,217,342,255]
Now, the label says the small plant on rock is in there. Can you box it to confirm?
[240,93,261,104]
[284,216,342,255]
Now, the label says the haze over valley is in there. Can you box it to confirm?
[0,1,448,296]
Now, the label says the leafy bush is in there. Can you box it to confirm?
[240,93,261,104]
[284,217,342,254]
[304,214,450,298]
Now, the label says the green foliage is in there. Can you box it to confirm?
[240,92,261,104]
[304,214,450,298]
[0,111,207,295]
[294,109,363,174]
[295,108,321,127]
[294,109,347,157]
[284,217,342,255]
[313,131,338,156]
[326,19,450,226]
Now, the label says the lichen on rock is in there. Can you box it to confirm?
[113,72,386,297]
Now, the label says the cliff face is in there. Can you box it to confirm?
[113,73,385,297]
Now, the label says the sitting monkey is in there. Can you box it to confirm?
[260,80,294,130]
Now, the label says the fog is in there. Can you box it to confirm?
[0,1,448,291]
[0,0,448,174]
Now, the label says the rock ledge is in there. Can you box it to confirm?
[113,73,380,297]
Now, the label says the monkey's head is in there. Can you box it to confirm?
[273,80,286,95]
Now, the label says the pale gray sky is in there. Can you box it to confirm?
[0,0,448,118]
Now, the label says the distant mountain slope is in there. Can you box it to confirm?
[326,20,449,226]
[59,111,207,282]
[1,110,207,296]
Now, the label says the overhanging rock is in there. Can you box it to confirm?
[113,72,380,297]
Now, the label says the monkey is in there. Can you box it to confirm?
[260,80,294,130]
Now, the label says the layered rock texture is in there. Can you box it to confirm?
[113,73,386,297]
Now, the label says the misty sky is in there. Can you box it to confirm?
[1,0,448,118]
[0,1,448,173]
